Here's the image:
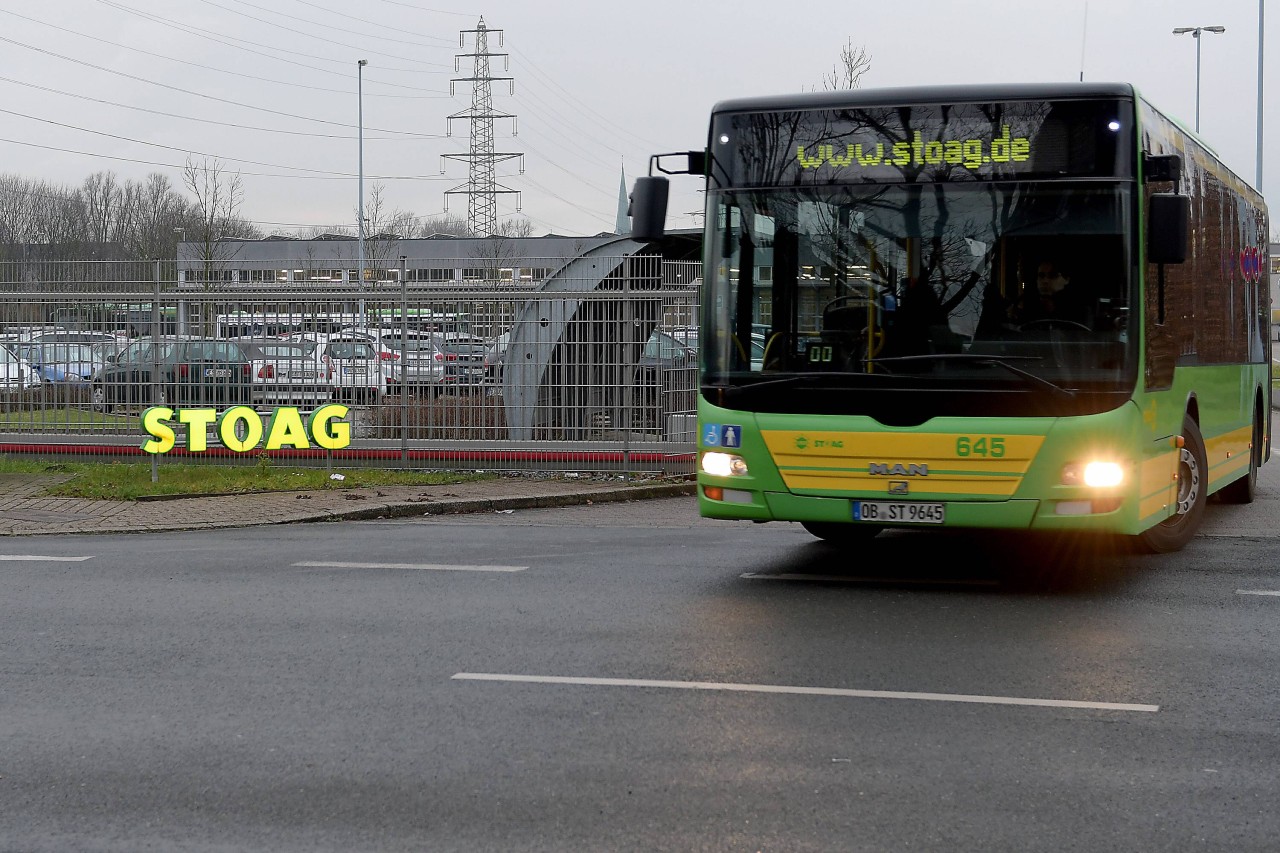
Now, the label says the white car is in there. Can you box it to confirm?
[317,337,388,404]
[375,330,450,395]
[231,339,332,408]
[0,345,42,393]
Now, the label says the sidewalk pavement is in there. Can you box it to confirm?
[0,474,697,536]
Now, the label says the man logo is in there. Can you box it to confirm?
[888,481,909,495]
[868,462,929,476]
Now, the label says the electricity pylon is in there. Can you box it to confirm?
[442,17,523,237]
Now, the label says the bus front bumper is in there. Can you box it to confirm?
[700,489,1141,534]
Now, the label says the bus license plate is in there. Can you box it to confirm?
[853,501,945,524]
[204,368,232,378]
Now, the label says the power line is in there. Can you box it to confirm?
[95,0,444,75]
[517,174,614,231]
[0,75,444,141]
[218,0,455,46]
[370,0,475,17]
[0,9,446,101]
[507,42,669,152]
[193,0,453,64]
[0,135,490,182]
[0,36,437,136]
[1,106,370,177]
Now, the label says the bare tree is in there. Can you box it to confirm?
[468,218,534,286]
[412,213,472,238]
[79,171,124,246]
[492,217,533,238]
[0,175,47,260]
[358,183,412,282]
[182,156,247,289]
[819,38,872,90]
[120,173,189,260]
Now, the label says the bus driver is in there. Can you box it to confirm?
[1013,258,1093,328]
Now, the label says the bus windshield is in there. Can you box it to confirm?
[704,180,1137,414]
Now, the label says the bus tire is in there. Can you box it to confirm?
[1217,406,1262,505]
[801,521,881,542]
[1138,414,1207,553]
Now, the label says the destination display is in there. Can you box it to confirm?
[715,99,1131,186]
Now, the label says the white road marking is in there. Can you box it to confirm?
[0,554,93,562]
[452,673,1159,713]
[742,572,998,586]
[1236,589,1280,597]
[293,560,526,572]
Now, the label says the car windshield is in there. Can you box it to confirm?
[28,344,97,362]
[384,336,435,354]
[239,342,311,360]
[258,345,310,359]
[327,342,377,359]
[183,342,248,363]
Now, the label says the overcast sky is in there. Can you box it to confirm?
[2,0,1275,238]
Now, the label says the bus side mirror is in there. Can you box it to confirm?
[1147,193,1189,265]
[630,176,670,241]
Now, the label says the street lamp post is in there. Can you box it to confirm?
[357,58,368,319]
[1173,25,1226,133]
[1257,0,1265,189]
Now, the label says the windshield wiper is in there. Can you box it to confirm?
[868,354,1076,399]
[724,371,905,394]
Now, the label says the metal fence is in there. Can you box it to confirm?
[0,256,702,475]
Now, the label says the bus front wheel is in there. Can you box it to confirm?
[1138,415,1207,553]
[801,521,882,543]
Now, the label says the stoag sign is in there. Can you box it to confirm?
[141,404,352,454]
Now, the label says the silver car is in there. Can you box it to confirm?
[232,339,332,408]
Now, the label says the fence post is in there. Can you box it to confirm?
[399,255,408,467]
[151,259,161,484]
[622,257,631,483]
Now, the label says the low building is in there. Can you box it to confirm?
[175,233,628,290]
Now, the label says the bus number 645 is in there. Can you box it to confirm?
[956,436,1005,457]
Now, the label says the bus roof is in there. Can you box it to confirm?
[711,82,1137,116]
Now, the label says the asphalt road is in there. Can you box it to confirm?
[2,485,1279,851]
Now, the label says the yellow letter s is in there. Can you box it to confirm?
[141,406,176,454]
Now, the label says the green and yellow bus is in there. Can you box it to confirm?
[632,83,1270,552]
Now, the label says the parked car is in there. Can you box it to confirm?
[15,342,104,386]
[165,339,254,406]
[0,345,42,393]
[92,338,253,411]
[434,333,489,388]
[21,330,123,346]
[484,331,511,385]
[375,330,448,395]
[230,339,331,407]
[318,337,387,403]
[91,339,175,412]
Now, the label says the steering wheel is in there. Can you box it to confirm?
[1018,318,1091,333]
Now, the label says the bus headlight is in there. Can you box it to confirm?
[702,451,749,477]
[1062,460,1125,488]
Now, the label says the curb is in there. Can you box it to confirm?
[305,482,698,523]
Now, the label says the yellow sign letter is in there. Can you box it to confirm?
[141,407,176,455]
[309,404,351,450]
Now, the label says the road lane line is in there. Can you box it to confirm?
[293,561,526,572]
[1236,590,1280,596]
[742,572,998,587]
[452,673,1159,713]
[0,554,93,562]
